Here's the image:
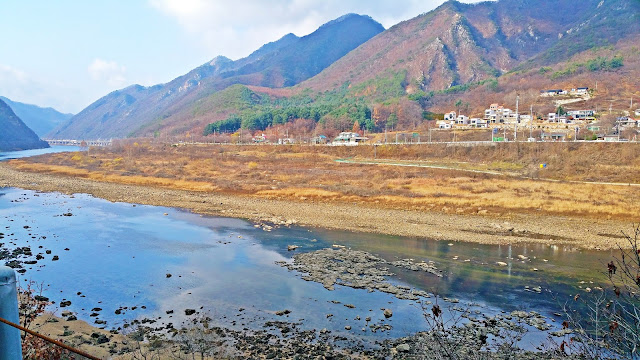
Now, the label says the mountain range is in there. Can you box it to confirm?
[50,0,640,140]
[0,96,73,138]
[0,98,49,151]
[48,14,384,140]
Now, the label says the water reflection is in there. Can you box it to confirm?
[0,187,613,341]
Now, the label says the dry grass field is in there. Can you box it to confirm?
[9,142,640,222]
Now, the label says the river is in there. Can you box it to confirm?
[0,147,617,346]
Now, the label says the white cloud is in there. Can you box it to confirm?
[0,64,73,113]
[88,58,127,87]
[0,64,29,84]
[149,0,453,60]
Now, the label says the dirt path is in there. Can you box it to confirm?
[0,163,632,250]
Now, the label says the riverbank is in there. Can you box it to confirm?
[25,312,128,358]
[0,162,631,250]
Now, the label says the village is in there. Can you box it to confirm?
[435,87,640,142]
[245,86,640,146]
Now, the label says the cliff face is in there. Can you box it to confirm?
[0,99,49,152]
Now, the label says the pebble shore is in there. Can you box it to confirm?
[0,163,630,250]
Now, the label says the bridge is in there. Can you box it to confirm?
[44,139,113,147]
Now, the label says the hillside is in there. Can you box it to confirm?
[0,99,49,151]
[218,0,640,135]
[301,0,607,93]
[0,96,73,137]
[49,0,640,140]
[49,14,384,140]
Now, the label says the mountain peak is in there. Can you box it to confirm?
[209,56,232,67]
[319,13,383,31]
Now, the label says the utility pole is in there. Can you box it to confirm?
[515,94,519,141]
[609,102,612,115]
[529,105,533,140]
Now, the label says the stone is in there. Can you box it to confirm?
[397,344,410,352]
[383,309,393,318]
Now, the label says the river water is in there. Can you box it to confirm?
[0,145,82,161]
[0,147,617,345]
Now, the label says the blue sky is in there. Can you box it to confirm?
[0,0,483,114]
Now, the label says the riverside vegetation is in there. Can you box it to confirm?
[3,141,639,249]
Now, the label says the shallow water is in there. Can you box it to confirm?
[0,186,617,345]
[0,145,81,161]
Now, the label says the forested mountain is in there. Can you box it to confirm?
[49,14,384,140]
[0,99,49,151]
[50,0,640,140]
[0,96,72,137]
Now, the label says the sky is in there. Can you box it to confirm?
[0,0,484,114]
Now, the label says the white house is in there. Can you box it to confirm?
[567,110,595,121]
[541,89,563,97]
[548,113,558,123]
[635,109,640,117]
[484,104,514,124]
[617,117,639,128]
[575,87,589,95]
[456,115,470,125]
[332,132,367,145]
[444,111,457,121]
[437,120,453,129]
[470,118,487,128]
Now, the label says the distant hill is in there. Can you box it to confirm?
[0,96,73,137]
[49,14,384,140]
[0,99,49,152]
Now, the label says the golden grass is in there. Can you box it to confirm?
[11,144,640,222]
[10,160,217,192]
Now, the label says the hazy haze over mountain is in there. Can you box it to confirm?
[0,96,72,138]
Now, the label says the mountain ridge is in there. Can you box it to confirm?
[0,98,50,151]
[0,96,72,138]
[50,0,640,140]
[49,14,384,140]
